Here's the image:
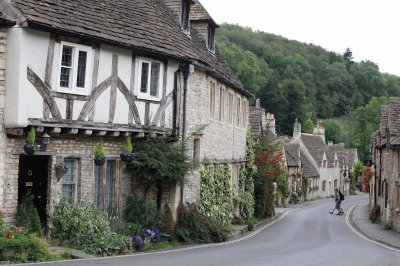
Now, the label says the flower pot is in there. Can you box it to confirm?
[24,143,35,155]
[56,164,68,180]
[120,151,133,162]
[94,156,106,166]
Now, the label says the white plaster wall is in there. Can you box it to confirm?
[4,29,177,129]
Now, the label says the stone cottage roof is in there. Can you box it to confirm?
[8,0,250,96]
[379,105,388,134]
[190,0,217,26]
[387,97,400,136]
[300,151,319,178]
[300,134,326,165]
[0,10,15,26]
[285,141,300,167]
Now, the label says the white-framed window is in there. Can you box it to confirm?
[209,81,216,119]
[58,42,92,95]
[137,58,163,101]
[62,159,79,203]
[94,159,118,211]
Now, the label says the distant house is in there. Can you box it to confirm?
[0,0,251,224]
[371,97,400,232]
[286,119,356,199]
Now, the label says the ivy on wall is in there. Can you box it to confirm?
[233,131,256,220]
[198,163,232,226]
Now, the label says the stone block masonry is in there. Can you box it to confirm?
[0,27,7,213]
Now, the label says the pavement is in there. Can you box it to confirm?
[351,203,400,249]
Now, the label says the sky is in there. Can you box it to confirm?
[200,0,400,76]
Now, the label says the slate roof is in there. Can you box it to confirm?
[0,10,15,26]
[379,105,388,134]
[300,134,326,165]
[9,0,249,95]
[387,97,400,136]
[285,141,300,167]
[190,0,217,26]
[300,151,319,177]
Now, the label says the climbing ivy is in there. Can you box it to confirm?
[233,131,256,220]
[198,163,232,226]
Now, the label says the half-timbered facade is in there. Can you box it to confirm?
[0,0,251,224]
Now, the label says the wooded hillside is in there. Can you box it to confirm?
[217,24,400,136]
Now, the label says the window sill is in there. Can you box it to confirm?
[56,88,90,96]
[137,94,161,102]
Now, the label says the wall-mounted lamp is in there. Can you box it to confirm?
[40,133,50,151]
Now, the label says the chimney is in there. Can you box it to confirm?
[313,120,325,142]
[293,118,301,139]
[328,141,333,146]
[266,112,276,135]
[161,0,193,32]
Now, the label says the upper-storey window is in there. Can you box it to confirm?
[181,0,190,32]
[207,25,215,52]
[209,81,216,119]
[58,42,92,95]
[137,58,163,101]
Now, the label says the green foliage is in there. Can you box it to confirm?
[15,193,42,235]
[198,163,232,226]
[26,127,36,145]
[217,24,400,135]
[233,131,256,220]
[128,137,191,189]
[351,97,388,161]
[94,141,106,157]
[275,172,289,199]
[0,236,54,262]
[160,204,175,235]
[175,203,230,244]
[121,137,133,152]
[142,240,180,251]
[254,178,267,218]
[123,195,159,228]
[50,202,129,255]
[302,176,309,201]
[382,221,394,231]
[323,120,342,144]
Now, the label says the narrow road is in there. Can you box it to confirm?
[23,195,400,266]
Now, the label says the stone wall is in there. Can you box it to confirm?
[183,69,248,203]
[2,135,147,223]
[0,27,7,213]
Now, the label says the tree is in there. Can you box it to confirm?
[343,47,354,71]
[324,120,342,144]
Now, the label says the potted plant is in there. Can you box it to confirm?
[24,127,37,155]
[120,136,133,162]
[55,162,68,180]
[94,141,106,166]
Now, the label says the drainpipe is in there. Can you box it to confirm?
[180,63,193,204]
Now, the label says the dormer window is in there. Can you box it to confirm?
[181,0,190,32]
[207,25,215,52]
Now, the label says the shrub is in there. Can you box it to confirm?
[369,205,380,223]
[246,217,259,231]
[175,203,230,244]
[15,193,42,235]
[0,235,53,262]
[26,127,36,145]
[50,202,129,255]
[383,221,394,231]
[123,195,159,228]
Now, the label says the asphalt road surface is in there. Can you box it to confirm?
[20,194,400,266]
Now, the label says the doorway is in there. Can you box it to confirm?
[18,155,50,227]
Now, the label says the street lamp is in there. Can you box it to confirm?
[41,133,50,151]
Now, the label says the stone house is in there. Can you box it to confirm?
[0,0,251,225]
[288,119,356,199]
[370,97,400,231]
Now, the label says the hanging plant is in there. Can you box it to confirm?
[93,141,106,166]
[24,127,37,155]
[120,136,133,162]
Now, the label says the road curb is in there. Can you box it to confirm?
[347,205,400,251]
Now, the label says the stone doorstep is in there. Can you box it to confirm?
[49,246,96,259]
[230,224,249,239]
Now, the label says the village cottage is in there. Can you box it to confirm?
[285,119,357,200]
[0,0,251,225]
[370,97,400,231]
